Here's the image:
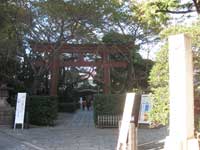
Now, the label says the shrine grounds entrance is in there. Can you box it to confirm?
[0,34,198,150]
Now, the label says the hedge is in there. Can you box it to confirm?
[58,90,78,103]
[93,94,125,125]
[58,102,77,113]
[29,96,58,126]
[57,90,79,112]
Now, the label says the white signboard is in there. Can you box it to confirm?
[117,93,135,150]
[14,93,27,130]
[139,94,151,124]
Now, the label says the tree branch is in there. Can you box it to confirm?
[156,9,195,14]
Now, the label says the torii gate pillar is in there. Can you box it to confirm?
[50,54,59,96]
[164,34,199,150]
[102,51,111,94]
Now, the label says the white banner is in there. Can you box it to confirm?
[14,93,27,129]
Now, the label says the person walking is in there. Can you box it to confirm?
[79,97,83,110]
[82,96,86,111]
[86,97,91,111]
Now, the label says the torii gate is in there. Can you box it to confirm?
[31,43,131,96]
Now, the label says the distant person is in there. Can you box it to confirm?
[86,96,91,111]
[82,96,86,111]
[79,97,83,110]
[89,95,94,110]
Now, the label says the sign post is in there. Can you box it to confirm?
[139,94,151,124]
[14,93,27,130]
[117,93,135,150]
[117,93,141,150]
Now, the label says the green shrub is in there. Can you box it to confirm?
[149,46,169,126]
[76,102,80,109]
[57,89,79,112]
[93,94,125,125]
[58,102,77,113]
[29,96,58,126]
[58,89,78,103]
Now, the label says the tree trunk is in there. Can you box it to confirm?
[126,50,136,91]
[31,77,40,95]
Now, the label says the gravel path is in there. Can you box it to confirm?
[0,110,168,150]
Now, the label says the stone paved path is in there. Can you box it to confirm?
[0,110,168,150]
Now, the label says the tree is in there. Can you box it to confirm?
[0,0,169,96]
[131,0,200,19]
[126,0,200,48]
[149,20,200,125]
[23,0,159,94]
[0,1,28,85]
[138,0,200,14]
[131,0,200,125]
[23,0,116,94]
[149,45,169,126]
[102,32,154,93]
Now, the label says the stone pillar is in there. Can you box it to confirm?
[165,34,199,150]
[0,84,14,126]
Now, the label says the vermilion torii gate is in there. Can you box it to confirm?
[31,43,131,96]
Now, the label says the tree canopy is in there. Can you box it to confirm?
[23,0,157,94]
[0,0,168,96]
[0,1,28,84]
[132,0,200,18]
[149,19,200,126]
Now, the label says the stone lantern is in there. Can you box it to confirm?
[0,84,14,126]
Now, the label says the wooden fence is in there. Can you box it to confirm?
[97,113,122,128]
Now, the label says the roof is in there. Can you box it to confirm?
[77,89,98,93]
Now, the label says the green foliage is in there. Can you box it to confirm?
[130,0,170,32]
[0,0,31,95]
[149,46,169,126]
[160,21,200,91]
[58,88,79,112]
[0,1,23,83]
[31,0,121,43]
[29,96,58,126]
[102,31,154,93]
[160,21,200,49]
[149,86,169,126]
[102,32,133,44]
[27,0,131,93]
[131,0,198,28]
[58,88,78,103]
[58,102,77,113]
[0,0,163,95]
[149,21,200,126]
[130,0,200,38]
[93,94,125,124]
[149,45,169,87]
